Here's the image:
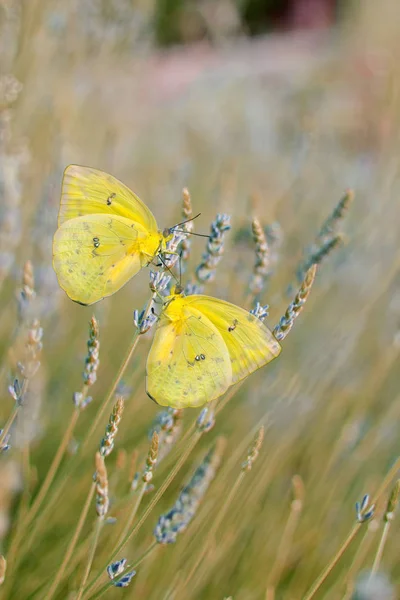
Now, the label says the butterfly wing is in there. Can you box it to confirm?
[146,305,232,408]
[185,296,281,384]
[53,214,153,305]
[58,165,158,232]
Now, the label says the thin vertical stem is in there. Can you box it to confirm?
[0,405,20,447]
[84,432,202,597]
[342,523,378,600]
[266,489,303,598]
[370,521,390,577]
[182,471,245,591]
[112,482,146,553]
[44,482,96,600]
[76,518,104,600]
[302,525,360,600]
[82,293,156,451]
[82,333,140,451]
[27,407,81,524]
[302,456,400,600]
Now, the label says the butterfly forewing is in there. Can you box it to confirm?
[146,305,232,408]
[186,296,281,384]
[59,165,158,232]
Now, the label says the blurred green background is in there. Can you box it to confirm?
[1,1,400,599]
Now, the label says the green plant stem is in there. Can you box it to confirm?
[0,404,20,447]
[82,293,156,452]
[266,498,303,599]
[82,333,140,450]
[76,517,104,600]
[182,471,245,591]
[44,482,96,600]
[84,432,202,597]
[343,524,377,600]
[302,524,361,600]
[7,400,87,580]
[112,482,147,553]
[302,454,400,600]
[162,572,183,600]
[27,406,82,525]
[370,456,400,506]
[370,520,390,577]
[20,459,76,554]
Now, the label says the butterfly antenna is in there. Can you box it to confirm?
[170,213,201,230]
[179,250,183,287]
[174,230,211,238]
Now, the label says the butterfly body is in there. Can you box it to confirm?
[53,165,171,305]
[146,289,281,408]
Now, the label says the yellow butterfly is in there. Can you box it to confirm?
[146,287,281,408]
[53,165,173,305]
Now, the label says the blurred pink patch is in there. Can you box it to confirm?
[288,0,335,30]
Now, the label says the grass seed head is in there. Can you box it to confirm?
[317,188,354,243]
[82,316,100,387]
[273,264,317,342]
[296,190,354,283]
[18,260,35,320]
[242,426,264,471]
[249,217,270,296]
[142,431,159,483]
[194,213,231,287]
[100,395,125,458]
[299,234,344,279]
[94,452,109,518]
[149,408,183,463]
[181,186,193,264]
[154,439,225,544]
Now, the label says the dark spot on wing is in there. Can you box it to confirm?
[107,192,116,206]
[228,319,238,332]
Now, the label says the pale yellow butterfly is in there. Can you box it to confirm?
[53,165,174,305]
[146,287,281,408]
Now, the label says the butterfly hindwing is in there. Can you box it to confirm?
[58,165,158,232]
[53,214,152,305]
[146,304,232,408]
[185,295,281,384]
